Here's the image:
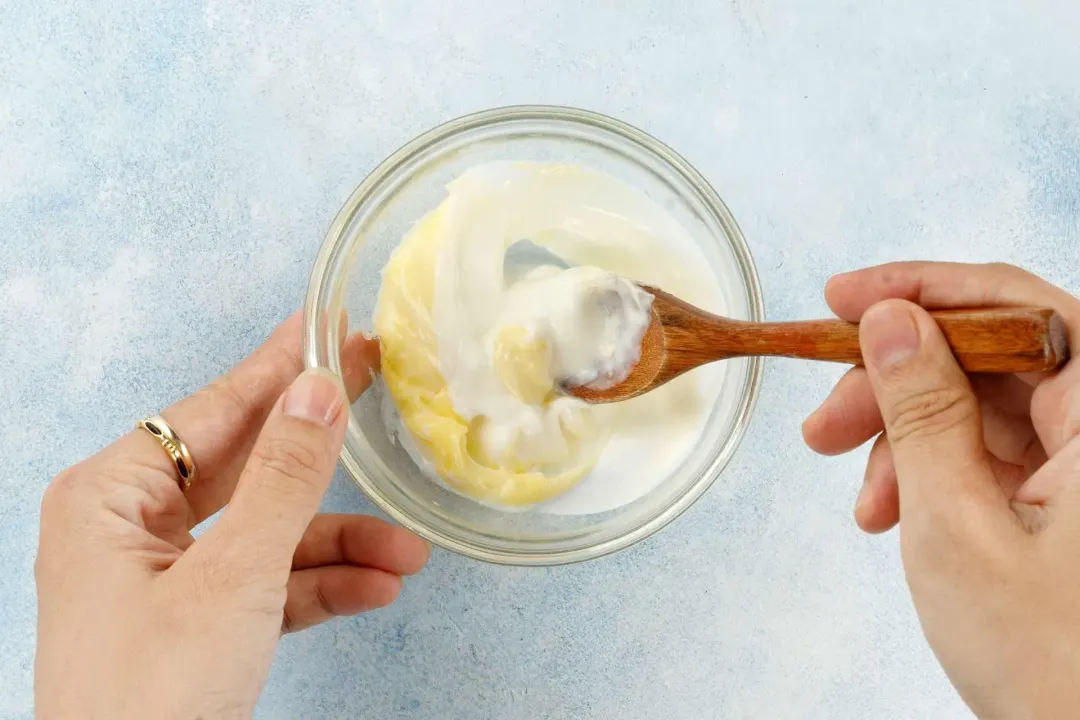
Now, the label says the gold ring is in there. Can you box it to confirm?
[137,415,197,491]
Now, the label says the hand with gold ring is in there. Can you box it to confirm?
[34,312,431,719]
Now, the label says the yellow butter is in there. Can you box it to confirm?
[374,207,599,506]
[492,325,554,405]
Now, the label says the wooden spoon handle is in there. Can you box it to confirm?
[731,307,1069,373]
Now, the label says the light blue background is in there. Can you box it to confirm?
[3,1,1078,718]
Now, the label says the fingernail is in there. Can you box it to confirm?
[860,301,920,369]
[284,369,345,426]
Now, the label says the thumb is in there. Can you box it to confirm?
[859,300,1014,538]
[191,368,348,574]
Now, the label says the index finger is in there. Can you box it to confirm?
[113,312,379,524]
[170,317,379,522]
[825,262,1080,337]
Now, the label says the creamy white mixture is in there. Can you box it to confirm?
[494,265,655,391]
[437,253,655,467]
[375,162,726,514]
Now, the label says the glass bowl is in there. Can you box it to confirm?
[303,105,763,566]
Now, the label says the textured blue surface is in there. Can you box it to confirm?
[3,1,1079,718]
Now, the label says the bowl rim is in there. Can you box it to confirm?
[304,104,764,566]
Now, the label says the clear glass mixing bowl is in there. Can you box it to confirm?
[303,105,763,566]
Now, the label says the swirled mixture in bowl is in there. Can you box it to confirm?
[374,162,726,513]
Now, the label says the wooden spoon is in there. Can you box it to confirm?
[568,285,1070,404]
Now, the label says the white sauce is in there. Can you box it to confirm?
[496,265,654,391]
[382,162,728,515]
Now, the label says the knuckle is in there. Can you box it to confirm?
[982,261,1034,286]
[266,342,305,386]
[982,261,1022,277]
[205,375,256,426]
[252,436,324,484]
[887,386,977,444]
[37,469,98,580]
[40,468,81,514]
[982,262,1049,297]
